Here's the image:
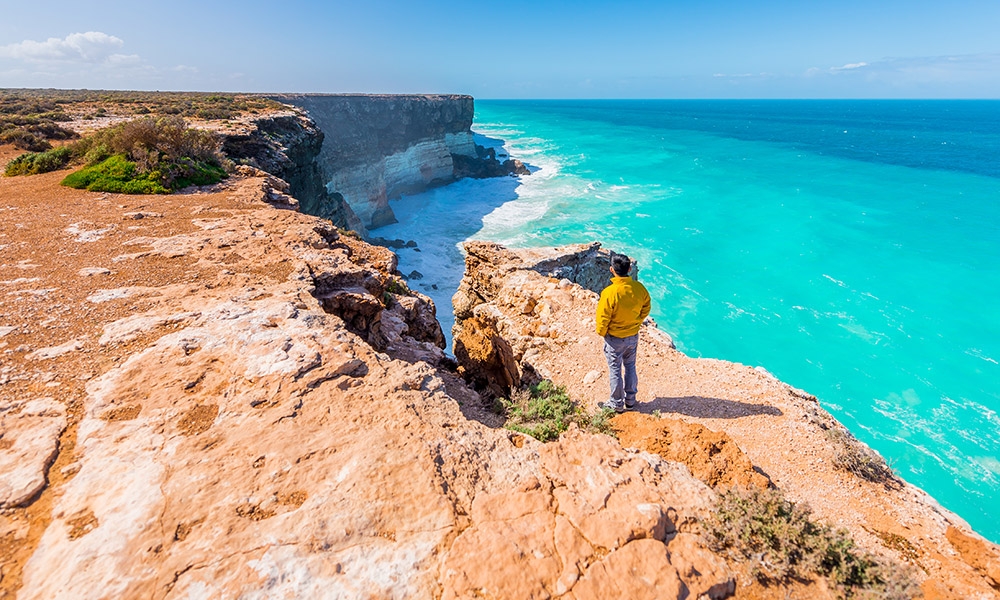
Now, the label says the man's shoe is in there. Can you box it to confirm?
[624,401,637,412]
[601,400,625,414]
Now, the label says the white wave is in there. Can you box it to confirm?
[966,348,999,365]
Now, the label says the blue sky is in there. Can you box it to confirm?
[1,0,998,98]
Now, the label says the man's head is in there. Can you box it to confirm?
[610,252,632,277]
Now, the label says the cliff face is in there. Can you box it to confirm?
[220,113,360,230]
[270,95,481,232]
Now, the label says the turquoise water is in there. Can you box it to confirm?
[379,100,1000,541]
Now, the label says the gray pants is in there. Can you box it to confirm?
[604,333,638,407]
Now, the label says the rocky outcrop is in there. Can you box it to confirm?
[220,112,360,230]
[270,95,528,232]
[452,144,530,179]
[451,239,1000,599]
[0,168,734,599]
[452,241,667,399]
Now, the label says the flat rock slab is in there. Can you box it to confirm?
[26,338,85,360]
[0,398,67,507]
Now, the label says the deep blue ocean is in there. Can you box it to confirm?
[378,100,1000,541]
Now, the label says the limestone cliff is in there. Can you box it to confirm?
[220,112,360,230]
[269,94,520,232]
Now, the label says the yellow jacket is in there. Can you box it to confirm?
[596,276,651,337]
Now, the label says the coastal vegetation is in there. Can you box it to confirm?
[0,89,280,151]
[499,380,615,441]
[4,115,228,193]
[705,486,920,599]
[2,146,73,176]
[825,427,897,484]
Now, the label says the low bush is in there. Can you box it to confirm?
[59,116,227,192]
[3,147,73,176]
[61,155,169,194]
[195,107,234,120]
[0,129,52,151]
[825,428,896,484]
[705,487,920,599]
[500,380,615,442]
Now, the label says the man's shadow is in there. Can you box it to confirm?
[637,396,783,419]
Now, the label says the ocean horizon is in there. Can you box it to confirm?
[378,99,1000,542]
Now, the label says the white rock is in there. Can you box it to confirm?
[99,312,199,346]
[78,267,111,277]
[0,398,67,507]
[64,223,113,242]
[26,338,84,360]
[583,370,601,385]
[86,287,155,304]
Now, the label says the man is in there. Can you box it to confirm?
[595,252,651,413]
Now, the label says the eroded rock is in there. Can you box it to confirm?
[0,398,67,507]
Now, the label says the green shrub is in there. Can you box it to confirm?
[500,380,615,442]
[195,107,234,120]
[69,116,226,190]
[705,487,920,599]
[162,157,227,188]
[386,277,413,297]
[61,155,169,194]
[4,147,73,176]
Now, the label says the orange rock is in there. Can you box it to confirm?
[611,412,771,490]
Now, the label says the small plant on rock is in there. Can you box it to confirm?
[500,380,615,442]
[825,428,896,484]
[385,277,413,297]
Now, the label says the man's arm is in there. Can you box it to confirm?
[638,287,651,322]
[596,289,614,336]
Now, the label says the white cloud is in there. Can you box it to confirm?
[0,32,165,86]
[831,62,869,71]
[0,32,126,63]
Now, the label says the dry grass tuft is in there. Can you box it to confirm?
[705,487,920,599]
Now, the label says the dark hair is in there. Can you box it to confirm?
[611,252,632,277]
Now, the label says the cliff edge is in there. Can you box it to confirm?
[2,118,999,598]
[451,240,1000,599]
